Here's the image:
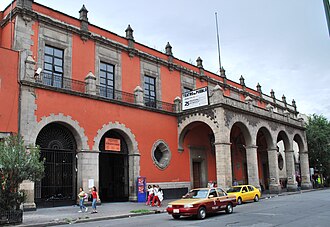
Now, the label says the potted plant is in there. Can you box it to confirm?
[0,135,44,225]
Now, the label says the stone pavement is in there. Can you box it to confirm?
[18,188,321,227]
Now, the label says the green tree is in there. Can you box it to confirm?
[0,135,44,211]
[306,114,330,178]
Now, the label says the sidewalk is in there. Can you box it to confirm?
[18,188,324,227]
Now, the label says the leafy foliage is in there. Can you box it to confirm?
[0,135,44,211]
[306,114,330,177]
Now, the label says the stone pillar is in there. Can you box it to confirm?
[215,142,232,189]
[77,151,99,202]
[285,150,297,191]
[25,55,36,82]
[20,180,36,211]
[129,152,140,201]
[267,148,281,193]
[246,145,260,189]
[300,151,312,189]
[134,86,144,106]
[210,85,224,105]
[174,96,181,113]
[85,71,96,95]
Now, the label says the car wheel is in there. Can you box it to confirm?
[172,214,181,219]
[254,195,259,202]
[197,207,206,220]
[237,197,242,205]
[225,203,233,214]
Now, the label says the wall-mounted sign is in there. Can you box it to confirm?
[182,87,209,111]
[105,138,121,151]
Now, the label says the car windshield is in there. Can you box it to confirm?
[184,189,209,199]
[227,187,242,193]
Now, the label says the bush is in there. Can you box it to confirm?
[0,135,44,211]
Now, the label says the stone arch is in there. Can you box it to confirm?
[28,113,89,150]
[93,121,138,154]
[178,114,219,152]
[256,126,275,149]
[230,121,253,146]
[277,130,291,151]
[293,132,305,153]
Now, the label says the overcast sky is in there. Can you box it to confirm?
[1,0,330,119]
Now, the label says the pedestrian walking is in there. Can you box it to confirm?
[78,187,88,212]
[145,185,154,206]
[151,185,163,207]
[91,186,98,213]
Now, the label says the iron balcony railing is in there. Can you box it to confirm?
[96,85,135,104]
[33,72,175,112]
[35,72,85,93]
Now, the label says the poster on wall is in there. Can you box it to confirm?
[182,87,209,111]
[105,138,121,151]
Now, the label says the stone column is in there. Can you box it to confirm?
[129,152,141,201]
[20,180,36,210]
[215,142,232,189]
[85,72,96,95]
[246,145,260,189]
[173,96,182,113]
[300,151,312,189]
[77,151,99,200]
[267,148,281,193]
[285,150,297,191]
[210,85,224,105]
[134,86,144,106]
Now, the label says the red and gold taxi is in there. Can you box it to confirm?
[166,187,237,219]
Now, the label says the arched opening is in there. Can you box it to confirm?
[256,128,271,191]
[293,134,304,179]
[35,123,77,207]
[277,131,290,189]
[99,130,129,202]
[230,123,251,185]
[180,121,215,189]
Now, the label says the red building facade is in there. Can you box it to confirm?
[0,0,312,209]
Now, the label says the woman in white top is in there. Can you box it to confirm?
[151,185,163,207]
[145,185,154,205]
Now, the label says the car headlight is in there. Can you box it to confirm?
[167,204,172,208]
[184,204,193,208]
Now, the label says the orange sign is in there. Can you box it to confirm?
[105,138,120,151]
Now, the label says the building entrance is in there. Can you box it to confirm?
[99,130,129,202]
[35,123,77,207]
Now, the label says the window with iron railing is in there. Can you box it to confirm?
[144,75,156,108]
[44,45,64,88]
[99,62,114,99]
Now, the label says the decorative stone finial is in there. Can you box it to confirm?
[125,24,134,40]
[282,95,286,103]
[196,57,203,69]
[292,99,296,107]
[79,5,88,22]
[165,42,173,56]
[239,75,245,86]
[256,83,262,93]
[270,89,275,99]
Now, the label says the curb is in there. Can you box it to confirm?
[19,209,167,227]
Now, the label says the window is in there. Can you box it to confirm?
[144,75,156,107]
[151,140,171,170]
[44,45,64,88]
[99,62,115,99]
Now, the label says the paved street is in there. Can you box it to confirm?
[56,189,330,227]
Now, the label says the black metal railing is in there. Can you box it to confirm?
[96,85,135,104]
[144,97,175,112]
[35,72,85,93]
[32,73,175,112]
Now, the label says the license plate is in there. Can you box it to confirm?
[173,209,179,213]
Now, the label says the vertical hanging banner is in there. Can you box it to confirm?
[182,87,209,111]
[105,138,121,151]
